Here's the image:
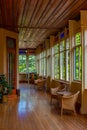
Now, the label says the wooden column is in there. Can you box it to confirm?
[80,10,87,114]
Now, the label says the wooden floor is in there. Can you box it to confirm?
[0,83,87,130]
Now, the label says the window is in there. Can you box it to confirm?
[19,54,26,73]
[60,40,66,80]
[54,44,60,79]
[74,33,82,80]
[36,54,39,74]
[47,48,51,76]
[53,36,70,81]
[66,38,70,81]
[40,51,47,76]
[28,55,36,73]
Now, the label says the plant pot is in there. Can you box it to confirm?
[3,94,8,103]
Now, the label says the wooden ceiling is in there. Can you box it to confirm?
[0,0,87,49]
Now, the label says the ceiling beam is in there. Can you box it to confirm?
[0,25,60,30]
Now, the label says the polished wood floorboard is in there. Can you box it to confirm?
[0,83,87,130]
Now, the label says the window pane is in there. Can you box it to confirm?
[74,46,82,80]
[75,33,81,45]
[66,38,70,81]
[41,58,44,75]
[74,32,82,81]
[28,55,36,73]
[54,44,60,79]
[60,40,65,80]
[74,48,79,80]
[54,54,59,79]
[19,55,23,60]
[44,58,46,76]
[54,44,59,53]
[60,52,66,80]
[60,41,65,51]
[19,54,26,72]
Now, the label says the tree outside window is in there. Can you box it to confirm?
[19,54,27,73]
[19,54,37,74]
[54,38,70,81]
[54,44,60,79]
[74,33,82,80]
[28,55,37,73]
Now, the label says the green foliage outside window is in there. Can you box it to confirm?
[60,40,65,51]
[28,55,36,73]
[19,54,36,73]
[41,51,46,76]
[54,39,70,81]
[54,54,59,79]
[76,33,81,45]
[60,41,66,80]
[67,51,70,80]
[74,33,82,80]
[66,39,70,81]
[19,54,27,72]
[54,44,60,79]
[60,52,66,80]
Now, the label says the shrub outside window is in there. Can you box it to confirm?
[19,54,27,73]
[54,44,60,79]
[74,33,82,80]
[28,55,37,73]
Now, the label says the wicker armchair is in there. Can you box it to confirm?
[50,85,66,104]
[61,91,80,116]
[45,76,51,92]
[34,76,43,84]
[36,79,45,90]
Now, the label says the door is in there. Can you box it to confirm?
[6,37,16,89]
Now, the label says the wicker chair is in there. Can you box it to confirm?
[36,79,45,90]
[29,73,35,84]
[61,91,80,116]
[45,76,51,92]
[34,76,43,84]
[50,85,66,104]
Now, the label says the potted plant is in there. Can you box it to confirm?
[0,74,11,103]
